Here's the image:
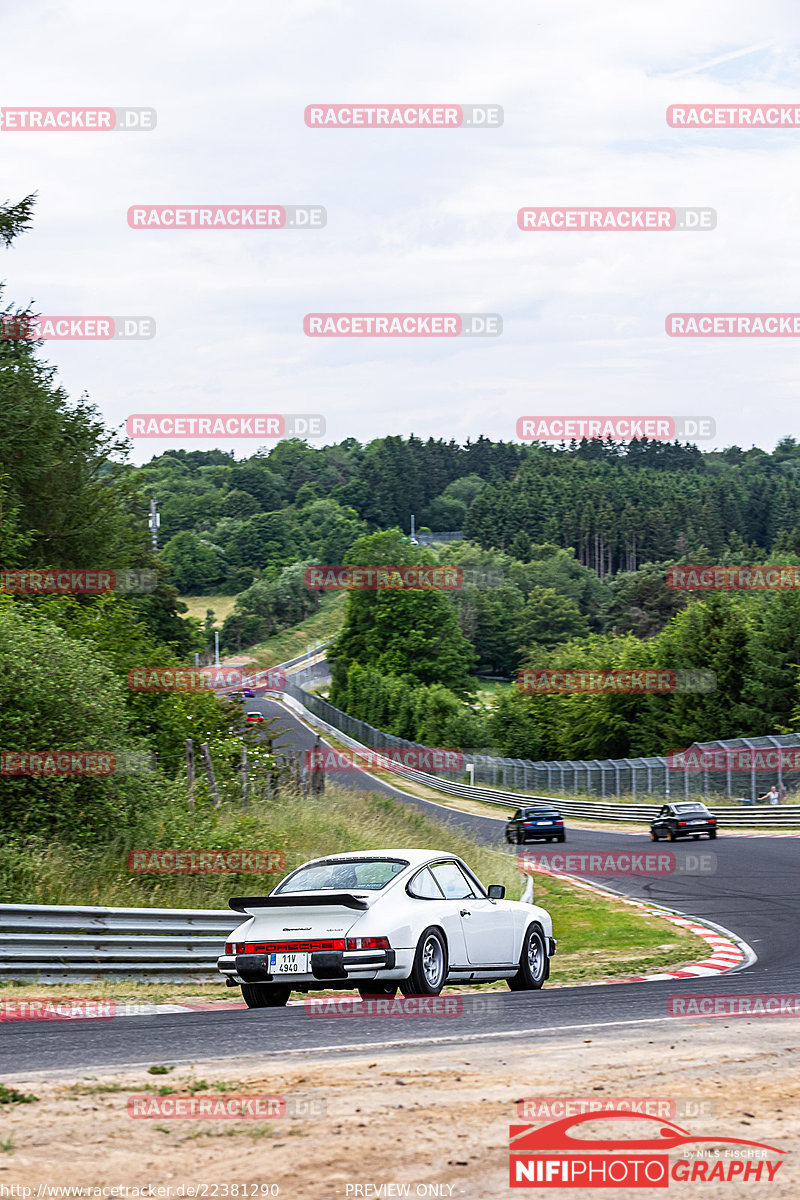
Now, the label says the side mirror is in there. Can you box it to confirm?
[487,884,505,900]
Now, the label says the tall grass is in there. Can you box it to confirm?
[0,784,707,982]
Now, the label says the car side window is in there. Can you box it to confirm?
[658,806,669,817]
[430,861,477,900]
[512,810,522,820]
[408,867,444,900]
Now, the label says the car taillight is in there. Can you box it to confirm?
[678,821,687,826]
[235,939,347,953]
[225,943,233,954]
[709,818,716,824]
[555,820,563,825]
[345,936,391,950]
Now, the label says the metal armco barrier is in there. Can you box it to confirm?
[0,903,238,983]
[279,689,800,828]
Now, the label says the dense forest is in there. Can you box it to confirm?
[5,194,800,789]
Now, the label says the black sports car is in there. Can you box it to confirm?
[505,806,566,844]
[650,801,717,841]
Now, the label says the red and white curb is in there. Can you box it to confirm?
[531,871,754,986]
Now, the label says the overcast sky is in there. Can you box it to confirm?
[2,0,800,464]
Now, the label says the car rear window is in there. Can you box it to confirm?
[675,803,708,813]
[275,858,408,893]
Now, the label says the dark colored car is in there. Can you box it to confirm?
[505,807,565,844]
[650,801,717,841]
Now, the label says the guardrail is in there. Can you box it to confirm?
[0,903,238,983]
[279,688,800,827]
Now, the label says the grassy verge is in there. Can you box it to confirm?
[246,594,347,669]
[0,783,708,998]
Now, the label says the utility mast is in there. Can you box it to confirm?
[149,497,160,551]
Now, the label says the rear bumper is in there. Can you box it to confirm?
[217,948,398,984]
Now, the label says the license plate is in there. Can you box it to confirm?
[269,952,310,974]
[536,821,552,826]
[690,820,707,825]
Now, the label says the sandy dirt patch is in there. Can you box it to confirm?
[0,1018,797,1198]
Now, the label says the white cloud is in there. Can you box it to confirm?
[1,0,799,461]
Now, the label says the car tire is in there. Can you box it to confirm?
[505,829,513,844]
[667,829,677,842]
[650,829,659,841]
[709,830,717,840]
[400,927,448,996]
[357,983,398,999]
[507,924,547,991]
[556,834,566,843]
[241,983,291,1008]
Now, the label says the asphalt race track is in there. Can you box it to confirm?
[2,697,798,1076]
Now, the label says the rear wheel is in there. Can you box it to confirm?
[508,925,547,991]
[556,834,566,843]
[400,927,448,996]
[241,983,291,1008]
[650,829,659,841]
[357,983,398,999]
[505,829,514,844]
[667,829,677,842]
[709,830,717,840]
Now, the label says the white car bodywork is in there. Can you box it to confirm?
[216,847,555,990]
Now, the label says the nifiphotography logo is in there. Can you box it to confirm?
[509,1110,785,1187]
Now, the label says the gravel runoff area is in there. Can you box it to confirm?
[1,1017,797,1198]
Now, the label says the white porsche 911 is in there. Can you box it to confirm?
[216,848,556,1007]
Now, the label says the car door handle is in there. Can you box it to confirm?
[460,909,471,917]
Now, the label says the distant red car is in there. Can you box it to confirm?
[510,1112,784,1155]
[244,711,264,724]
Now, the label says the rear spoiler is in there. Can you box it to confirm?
[229,892,369,913]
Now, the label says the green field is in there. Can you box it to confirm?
[177,594,238,627]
